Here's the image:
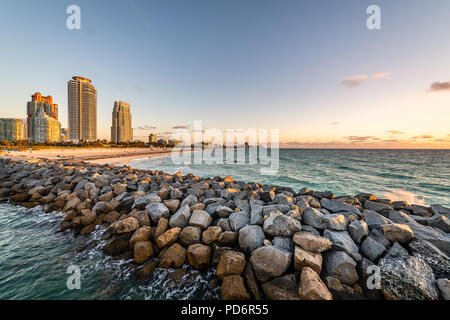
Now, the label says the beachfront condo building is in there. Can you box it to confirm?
[148,133,157,144]
[0,118,27,142]
[26,93,60,143]
[111,101,133,143]
[68,76,97,141]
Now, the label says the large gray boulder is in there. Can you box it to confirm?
[428,215,450,233]
[263,212,302,237]
[320,198,361,216]
[229,211,250,231]
[347,219,369,244]
[180,194,198,207]
[145,202,170,223]
[323,250,359,286]
[272,237,294,253]
[169,204,191,228]
[431,204,450,216]
[239,225,265,253]
[250,246,292,282]
[250,203,263,225]
[384,242,409,259]
[379,255,439,300]
[133,193,161,209]
[324,229,362,261]
[364,200,392,213]
[408,239,450,279]
[303,207,326,229]
[363,210,393,230]
[361,236,386,261]
[261,274,300,300]
[189,210,213,229]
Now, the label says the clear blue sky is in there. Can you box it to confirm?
[1,0,449,147]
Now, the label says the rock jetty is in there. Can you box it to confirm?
[0,158,449,300]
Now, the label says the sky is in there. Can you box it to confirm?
[0,0,449,148]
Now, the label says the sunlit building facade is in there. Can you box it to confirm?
[26,93,60,143]
[0,118,27,142]
[111,101,133,143]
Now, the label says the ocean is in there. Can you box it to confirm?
[0,149,448,299]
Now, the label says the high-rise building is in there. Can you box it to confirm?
[60,127,69,141]
[68,76,97,141]
[26,93,60,143]
[0,118,27,142]
[111,101,133,143]
[148,133,157,144]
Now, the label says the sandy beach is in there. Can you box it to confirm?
[0,147,173,166]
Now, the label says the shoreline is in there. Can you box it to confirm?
[0,147,173,166]
[0,157,448,300]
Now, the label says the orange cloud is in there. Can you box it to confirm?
[341,75,368,87]
[387,130,405,135]
[372,72,391,79]
[429,81,450,92]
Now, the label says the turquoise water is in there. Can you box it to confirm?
[132,149,450,207]
[0,204,218,300]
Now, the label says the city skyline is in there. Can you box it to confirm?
[0,0,449,148]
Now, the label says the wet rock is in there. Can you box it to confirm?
[239,225,265,253]
[323,250,358,286]
[146,202,170,223]
[102,211,121,224]
[408,239,450,279]
[347,220,369,244]
[159,243,186,269]
[136,260,159,279]
[112,217,140,234]
[298,267,332,300]
[261,273,300,300]
[221,275,251,300]
[156,227,181,248]
[380,223,414,243]
[216,250,246,279]
[263,211,302,237]
[103,235,131,255]
[80,210,97,226]
[134,241,155,264]
[293,231,332,253]
[379,255,439,300]
[129,226,152,248]
[187,244,211,270]
[361,236,386,261]
[250,246,291,282]
[324,229,362,261]
[273,193,294,206]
